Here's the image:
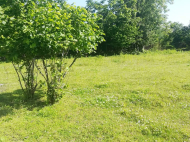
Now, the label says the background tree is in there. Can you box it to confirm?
[132,0,173,50]
[157,22,173,50]
[164,22,190,50]
[86,0,174,54]
[183,24,190,49]
[86,0,140,55]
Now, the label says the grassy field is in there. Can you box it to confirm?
[0,50,190,141]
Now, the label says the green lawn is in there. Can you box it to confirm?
[0,50,190,141]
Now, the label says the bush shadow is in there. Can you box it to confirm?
[0,89,47,118]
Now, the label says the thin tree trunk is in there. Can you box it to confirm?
[12,62,25,94]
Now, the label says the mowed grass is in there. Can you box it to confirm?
[0,50,190,141]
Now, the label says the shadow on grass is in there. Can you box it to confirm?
[0,89,47,118]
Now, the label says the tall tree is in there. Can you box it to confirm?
[165,22,190,50]
[133,0,173,50]
[86,0,174,54]
[86,0,140,54]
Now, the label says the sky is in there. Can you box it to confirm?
[167,0,190,26]
[66,0,190,26]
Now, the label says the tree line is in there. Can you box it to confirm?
[85,0,190,54]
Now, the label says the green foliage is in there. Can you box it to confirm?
[86,0,174,54]
[171,23,190,49]
[161,22,190,50]
[87,0,140,54]
[134,0,173,48]
[0,0,104,104]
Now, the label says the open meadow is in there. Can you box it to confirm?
[0,50,190,141]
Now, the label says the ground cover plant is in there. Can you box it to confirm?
[0,50,190,141]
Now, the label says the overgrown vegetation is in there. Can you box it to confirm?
[0,51,190,141]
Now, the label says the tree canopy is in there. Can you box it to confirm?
[86,0,174,54]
